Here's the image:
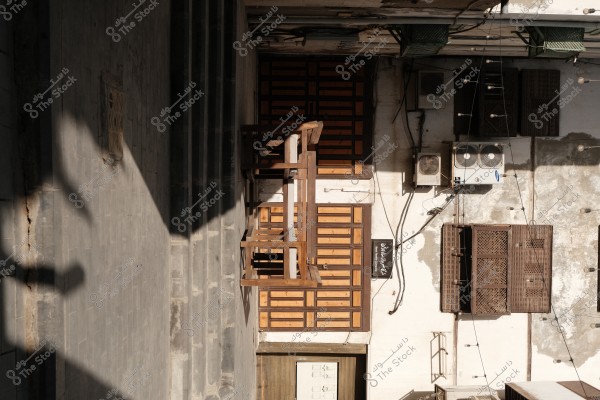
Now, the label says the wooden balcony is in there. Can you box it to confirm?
[241,121,323,288]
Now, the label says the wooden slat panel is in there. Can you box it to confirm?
[259,57,372,178]
[472,225,511,315]
[441,224,464,313]
[511,225,553,313]
[258,204,370,331]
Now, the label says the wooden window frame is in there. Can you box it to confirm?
[441,223,553,315]
[258,56,374,179]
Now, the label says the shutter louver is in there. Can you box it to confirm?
[441,224,552,314]
[520,69,560,137]
[441,224,466,313]
[511,225,553,313]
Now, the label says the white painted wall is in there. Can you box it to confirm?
[505,0,600,15]
[260,56,600,399]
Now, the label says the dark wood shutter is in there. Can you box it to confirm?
[441,224,466,313]
[258,57,372,178]
[441,224,552,315]
[520,69,560,137]
[453,66,480,139]
[478,68,519,137]
[511,225,553,313]
[471,225,511,315]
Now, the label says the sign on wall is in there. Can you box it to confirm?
[372,239,393,278]
[296,362,338,400]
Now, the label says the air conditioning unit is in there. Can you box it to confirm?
[452,142,504,185]
[415,153,441,186]
[418,71,446,109]
[435,384,501,400]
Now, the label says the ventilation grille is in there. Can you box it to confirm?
[479,145,503,168]
[455,144,478,168]
[418,154,440,175]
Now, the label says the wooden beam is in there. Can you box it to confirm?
[240,278,318,288]
[257,342,367,355]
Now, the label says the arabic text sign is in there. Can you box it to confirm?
[372,239,393,278]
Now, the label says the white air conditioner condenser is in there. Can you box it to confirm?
[415,153,441,186]
[452,142,504,185]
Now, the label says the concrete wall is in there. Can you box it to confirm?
[167,1,257,399]
[44,1,171,399]
[260,56,600,399]
[2,0,256,399]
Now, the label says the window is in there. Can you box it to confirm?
[259,57,373,178]
[258,204,371,331]
[453,64,560,138]
[441,224,552,315]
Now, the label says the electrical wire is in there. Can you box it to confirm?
[375,169,394,237]
[389,191,414,314]
[392,61,417,150]
[497,15,590,399]
[457,8,499,395]
[450,11,490,35]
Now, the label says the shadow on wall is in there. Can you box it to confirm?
[0,0,245,399]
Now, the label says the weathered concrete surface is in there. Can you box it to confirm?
[260,56,600,399]
[168,1,257,400]
[1,0,256,399]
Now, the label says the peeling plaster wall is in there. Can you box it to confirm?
[366,57,600,398]
[261,55,600,399]
[507,0,599,15]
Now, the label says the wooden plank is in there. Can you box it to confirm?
[241,279,318,288]
[309,265,322,284]
[257,342,367,354]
